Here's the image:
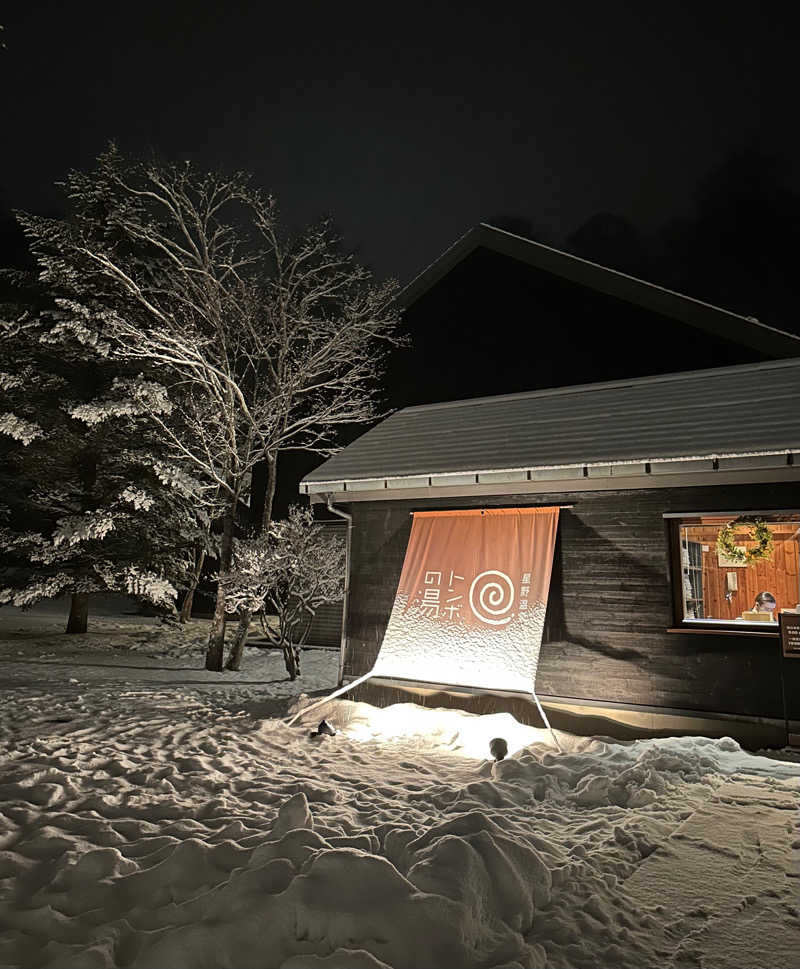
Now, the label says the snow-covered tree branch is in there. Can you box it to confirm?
[15,147,402,668]
[223,507,346,678]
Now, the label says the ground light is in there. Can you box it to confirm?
[490,736,508,760]
[309,718,336,737]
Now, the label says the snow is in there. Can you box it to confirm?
[1,605,799,969]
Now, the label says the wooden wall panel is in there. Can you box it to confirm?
[341,481,799,721]
[304,601,344,648]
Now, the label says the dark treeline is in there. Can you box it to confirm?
[5,150,800,335]
[560,150,800,336]
[490,150,800,337]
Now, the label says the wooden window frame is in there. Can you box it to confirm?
[666,512,800,637]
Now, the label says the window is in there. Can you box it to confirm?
[671,513,800,629]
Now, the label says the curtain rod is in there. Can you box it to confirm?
[410,504,574,516]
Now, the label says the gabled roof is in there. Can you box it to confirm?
[396,223,800,358]
[302,357,800,494]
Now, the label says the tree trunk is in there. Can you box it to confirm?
[261,451,277,533]
[206,508,235,671]
[222,452,278,671]
[282,613,302,680]
[180,548,206,623]
[283,643,300,680]
[224,609,251,671]
[66,592,89,634]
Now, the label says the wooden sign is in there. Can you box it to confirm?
[779,611,800,658]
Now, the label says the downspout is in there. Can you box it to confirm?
[326,494,352,687]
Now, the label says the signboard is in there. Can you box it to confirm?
[779,611,800,658]
[370,507,560,694]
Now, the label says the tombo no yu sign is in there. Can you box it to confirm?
[288,506,561,747]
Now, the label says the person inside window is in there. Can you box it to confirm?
[752,591,777,618]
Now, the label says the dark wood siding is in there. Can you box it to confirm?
[299,520,346,647]
[304,601,344,647]
[341,481,797,721]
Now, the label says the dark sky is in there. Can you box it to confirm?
[3,2,799,285]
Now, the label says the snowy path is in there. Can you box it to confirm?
[625,776,800,969]
[1,616,799,968]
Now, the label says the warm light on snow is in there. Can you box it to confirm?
[333,701,550,760]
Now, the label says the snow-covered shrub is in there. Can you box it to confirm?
[224,506,345,678]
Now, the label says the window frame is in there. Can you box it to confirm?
[666,510,799,637]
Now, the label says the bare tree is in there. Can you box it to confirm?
[224,507,345,678]
[18,148,401,669]
[221,211,403,658]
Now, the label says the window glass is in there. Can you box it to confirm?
[678,515,800,625]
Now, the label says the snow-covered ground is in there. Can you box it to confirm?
[0,601,336,719]
[1,605,798,969]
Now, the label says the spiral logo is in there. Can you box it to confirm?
[468,570,515,626]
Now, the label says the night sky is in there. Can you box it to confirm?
[4,2,800,513]
[3,3,800,285]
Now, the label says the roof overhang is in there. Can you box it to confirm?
[301,450,799,503]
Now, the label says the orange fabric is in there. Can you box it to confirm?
[371,505,560,692]
[397,507,560,631]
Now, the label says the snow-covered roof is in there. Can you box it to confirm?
[301,357,800,496]
[396,223,800,357]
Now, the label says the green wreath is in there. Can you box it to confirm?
[716,518,774,566]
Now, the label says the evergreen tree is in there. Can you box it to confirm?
[0,302,212,632]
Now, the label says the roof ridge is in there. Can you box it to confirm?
[475,223,800,344]
[396,222,800,356]
[397,357,800,416]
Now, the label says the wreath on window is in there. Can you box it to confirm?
[716,518,774,565]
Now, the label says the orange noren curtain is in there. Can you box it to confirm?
[370,506,560,694]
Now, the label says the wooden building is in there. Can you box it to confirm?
[301,358,800,748]
[252,223,800,523]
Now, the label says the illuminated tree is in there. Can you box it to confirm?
[0,306,211,631]
[17,148,401,667]
[224,507,346,678]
